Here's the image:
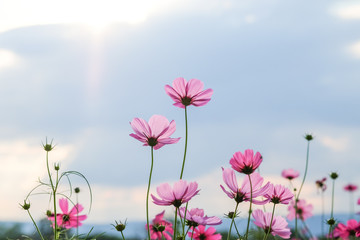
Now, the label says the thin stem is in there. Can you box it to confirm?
[174,208,179,240]
[350,192,354,219]
[146,147,155,240]
[245,174,253,240]
[181,202,189,238]
[295,140,311,239]
[321,191,325,237]
[46,151,58,240]
[180,106,188,180]
[27,210,45,240]
[190,227,195,240]
[121,231,126,240]
[233,221,242,239]
[263,203,276,240]
[227,202,239,240]
[76,192,79,237]
[301,219,314,239]
[328,178,336,240]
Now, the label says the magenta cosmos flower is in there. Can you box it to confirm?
[130,115,180,150]
[164,77,213,108]
[220,168,270,204]
[151,180,200,208]
[146,211,173,240]
[188,226,221,240]
[344,183,358,192]
[260,184,294,205]
[252,209,291,239]
[287,199,313,221]
[281,169,300,180]
[315,177,327,192]
[229,149,262,175]
[48,198,87,229]
[333,219,360,239]
[178,207,222,227]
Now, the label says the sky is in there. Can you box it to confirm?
[1,0,360,228]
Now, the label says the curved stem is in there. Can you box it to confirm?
[146,147,155,240]
[227,202,239,240]
[46,151,58,240]
[179,107,188,180]
[233,221,241,239]
[263,203,276,240]
[245,174,253,240]
[181,202,189,237]
[27,210,45,240]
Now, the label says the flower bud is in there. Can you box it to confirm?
[20,201,30,210]
[54,163,60,171]
[75,187,80,193]
[327,218,336,226]
[113,220,126,232]
[304,134,314,141]
[42,138,55,152]
[330,172,338,180]
[46,210,52,217]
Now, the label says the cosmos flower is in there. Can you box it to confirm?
[287,199,313,221]
[188,225,221,240]
[281,169,300,180]
[220,168,270,204]
[151,180,200,207]
[261,184,294,205]
[164,77,213,108]
[146,211,173,240]
[48,198,87,229]
[344,183,358,192]
[252,209,291,239]
[315,177,327,192]
[130,115,180,150]
[229,149,262,175]
[333,219,360,239]
[178,207,222,227]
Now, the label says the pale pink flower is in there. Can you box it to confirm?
[229,149,262,175]
[252,209,291,239]
[281,169,300,180]
[287,199,313,221]
[178,207,222,227]
[146,211,173,240]
[315,177,327,192]
[333,219,360,239]
[151,180,200,208]
[261,184,294,205]
[48,198,87,229]
[344,183,358,192]
[130,115,180,150]
[188,225,221,240]
[165,77,213,108]
[220,168,270,204]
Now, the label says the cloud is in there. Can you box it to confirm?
[331,3,360,20]
[318,136,349,152]
[0,48,19,71]
[346,41,360,59]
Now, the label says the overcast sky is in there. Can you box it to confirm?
[1,0,360,227]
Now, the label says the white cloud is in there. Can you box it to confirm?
[318,136,349,152]
[346,41,360,59]
[331,3,360,19]
[0,49,19,71]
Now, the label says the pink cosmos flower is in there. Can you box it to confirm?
[220,168,270,204]
[344,183,358,192]
[188,225,221,240]
[178,207,222,227]
[315,177,327,192]
[164,77,213,108]
[252,209,291,239]
[48,198,87,229]
[146,211,173,240]
[281,169,300,180]
[333,219,360,239]
[261,184,294,205]
[130,115,180,150]
[151,180,200,208]
[229,149,262,175]
[287,199,313,221]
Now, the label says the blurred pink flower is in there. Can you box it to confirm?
[261,184,294,205]
[220,168,270,204]
[344,183,358,192]
[188,225,221,240]
[130,115,180,150]
[151,180,200,208]
[287,199,313,221]
[281,169,300,180]
[146,211,173,240]
[178,207,222,227]
[315,177,327,192]
[165,77,213,108]
[229,149,262,175]
[333,219,360,239]
[48,198,87,229]
[252,209,291,239]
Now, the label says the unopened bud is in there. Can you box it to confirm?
[54,163,60,171]
[330,172,338,180]
[20,201,30,210]
[42,138,55,152]
[304,134,314,141]
[75,187,80,193]
[112,220,126,232]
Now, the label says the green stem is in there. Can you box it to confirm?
[301,219,314,239]
[329,178,336,240]
[263,203,276,240]
[174,208,179,240]
[46,151,58,240]
[27,210,45,240]
[295,140,311,239]
[233,221,241,239]
[181,202,189,238]
[190,227,195,240]
[321,191,325,237]
[146,147,155,240]
[121,231,126,240]
[245,174,253,240]
[179,106,188,180]
[227,202,239,240]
